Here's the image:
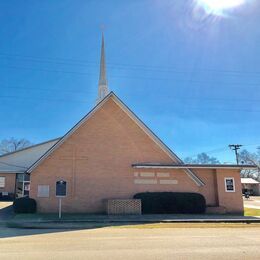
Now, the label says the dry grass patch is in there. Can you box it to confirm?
[244,207,260,216]
[114,222,260,229]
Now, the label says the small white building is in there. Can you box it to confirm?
[241,178,260,196]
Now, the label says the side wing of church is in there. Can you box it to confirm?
[0,139,59,200]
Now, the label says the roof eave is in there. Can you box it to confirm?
[132,164,257,170]
[0,171,24,174]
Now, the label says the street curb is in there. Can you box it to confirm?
[6,218,260,229]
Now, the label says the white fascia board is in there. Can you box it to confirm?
[133,165,256,170]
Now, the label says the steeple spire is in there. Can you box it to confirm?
[97,32,109,103]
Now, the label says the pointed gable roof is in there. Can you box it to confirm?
[26,92,204,186]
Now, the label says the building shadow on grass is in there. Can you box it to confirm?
[0,203,14,221]
[0,221,149,239]
[2,215,260,239]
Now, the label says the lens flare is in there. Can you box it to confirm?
[197,0,246,15]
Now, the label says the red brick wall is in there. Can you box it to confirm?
[215,169,243,214]
[29,97,243,214]
[0,173,16,194]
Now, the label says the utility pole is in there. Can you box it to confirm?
[229,144,242,165]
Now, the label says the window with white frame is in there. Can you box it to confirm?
[225,177,235,192]
[37,185,50,198]
[0,177,5,188]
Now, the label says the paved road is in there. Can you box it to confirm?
[1,226,260,260]
[244,196,260,209]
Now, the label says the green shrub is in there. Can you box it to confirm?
[13,197,37,213]
[133,192,206,214]
[0,192,14,201]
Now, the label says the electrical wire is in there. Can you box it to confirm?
[1,53,260,76]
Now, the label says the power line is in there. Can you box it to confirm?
[0,95,92,104]
[186,146,228,158]
[1,64,260,90]
[1,54,260,86]
[1,94,260,113]
[0,84,90,95]
[238,143,260,148]
[2,52,260,76]
[1,84,260,103]
[186,144,260,159]
[0,64,95,76]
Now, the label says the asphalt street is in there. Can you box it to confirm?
[1,226,260,260]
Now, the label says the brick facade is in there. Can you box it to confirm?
[29,96,244,214]
[0,173,16,195]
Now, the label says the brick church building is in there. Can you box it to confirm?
[0,34,255,214]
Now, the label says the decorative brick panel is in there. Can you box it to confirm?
[134,179,157,185]
[156,172,170,178]
[107,199,142,215]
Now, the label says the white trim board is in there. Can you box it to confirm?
[225,177,236,192]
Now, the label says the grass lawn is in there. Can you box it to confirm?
[11,213,97,221]
[7,208,260,229]
[11,208,260,222]
[244,207,260,216]
[116,223,260,229]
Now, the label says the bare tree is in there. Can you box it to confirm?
[184,153,220,164]
[0,138,33,155]
[239,149,260,181]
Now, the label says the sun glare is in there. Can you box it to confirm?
[197,0,246,15]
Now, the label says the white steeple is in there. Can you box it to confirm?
[96,32,109,103]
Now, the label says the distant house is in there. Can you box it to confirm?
[241,178,260,196]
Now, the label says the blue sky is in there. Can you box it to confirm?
[0,0,260,163]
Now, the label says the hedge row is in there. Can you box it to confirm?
[0,192,14,201]
[134,192,206,214]
[12,193,206,214]
[13,197,37,213]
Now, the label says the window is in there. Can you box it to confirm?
[24,182,30,197]
[0,177,5,188]
[37,185,50,198]
[225,177,235,192]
